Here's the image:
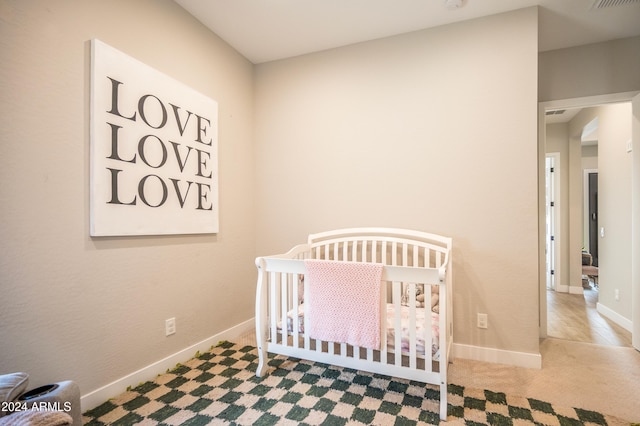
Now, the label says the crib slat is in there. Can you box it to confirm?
[280,274,288,345]
[392,281,402,367]
[380,278,388,365]
[425,285,434,370]
[269,272,278,344]
[408,283,417,369]
[292,273,300,348]
[392,242,398,266]
[303,274,311,351]
[381,241,387,264]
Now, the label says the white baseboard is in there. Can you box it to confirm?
[569,285,585,295]
[597,302,632,332]
[452,343,542,369]
[82,320,544,412]
[555,285,587,295]
[80,318,255,412]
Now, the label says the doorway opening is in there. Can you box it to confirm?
[539,92,638,350]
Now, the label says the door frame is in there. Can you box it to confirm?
[538,90,640,345]
[583,169,598,266]
[545,153,561,291]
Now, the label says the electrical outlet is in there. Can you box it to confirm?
[477,313,488,329]
[615,289,620,301]
[165,317,176,336]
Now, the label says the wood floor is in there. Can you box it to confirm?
[546,283,632,347]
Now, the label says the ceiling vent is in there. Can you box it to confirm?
[591,0,640,9]
[545,109,566,116]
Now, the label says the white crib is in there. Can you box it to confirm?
[255,227,453,420]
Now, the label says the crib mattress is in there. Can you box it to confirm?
[278,304,440,361]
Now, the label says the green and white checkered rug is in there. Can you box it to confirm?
[83,341,627,425]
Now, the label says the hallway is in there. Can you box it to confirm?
[546,285,632,347]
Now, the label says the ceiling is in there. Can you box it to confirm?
[174,0,640,64]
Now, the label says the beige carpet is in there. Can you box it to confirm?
[448,338,640,423]
[83,340,632,425]
[240,330,639,423]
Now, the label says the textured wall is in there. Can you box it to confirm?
[0,0,255,402]
[539,36,640,102]
[254,9,540,356]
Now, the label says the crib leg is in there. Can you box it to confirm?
[256,351,268,377]
[440,382,448,421]
[255,329,268,377]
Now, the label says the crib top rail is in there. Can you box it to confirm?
[256,255,445,285]
[308,227,451,269]
[308,227,451,252]
[256,228,451,283]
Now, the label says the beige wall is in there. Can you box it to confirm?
[598,104,633,318]
[255,8,540,355]
[572,105,633,319]
[539,36,640,102]
[0,0,255,399]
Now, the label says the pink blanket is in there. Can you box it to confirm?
[304,259,383,350]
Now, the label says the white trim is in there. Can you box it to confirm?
[597,303,633,332]
[539,91,640,111]
[452,343,542,369]
[80,318,255,412]
[545,153,561,291]
[583,168,598,254]
[569,285,585,295]
[555,284,584,294]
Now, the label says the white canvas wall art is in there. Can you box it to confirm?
[90,39,218,236]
